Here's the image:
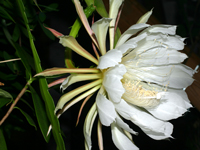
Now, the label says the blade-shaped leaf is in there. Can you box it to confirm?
[14,106,37,130]
[94,0,108,17]
[0,128,7,150]
[30,86,50,142]
[0,5,15,23]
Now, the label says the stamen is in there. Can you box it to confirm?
[122,79,161,108]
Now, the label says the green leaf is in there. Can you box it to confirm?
[0,5,15,23]
[30,86,50,142]
[17,0,65,149]
[0,128,7,150]
[43,3,59,12]
[0,72,17,81]
[0,88,13,108]
[94,0,108,17]
[1,20,32,76]
[85,0,94,6]
[40,23,55,40]
[39,12,46,22]
[0,89,13,99]
[14,43,33,75]
[3,51,15,73]
[20,98,34,111]
[14,106,37,130]
[12,25,20,42]
[0,98,11,108]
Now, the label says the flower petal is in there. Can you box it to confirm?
[117,32,147,54]
[111,122,139,150]
[115,23,150,48]
[91,18,112,55]
[60,73,102,92]
[146,92,192,121]
[146,25,177,35]
[125,64,194,89]
[96,93,117,126]
[115,99,173,140]
[74,0,98,47]
[123,48,188,67]
[136,9,152,24]
[109,0,124,49]
[59,36,98,65]
[103,64,126,103]
[84,103,97,150]
[97,49,123,69]
[116,115,138,135]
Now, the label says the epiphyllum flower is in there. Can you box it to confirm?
[36,0,195,149]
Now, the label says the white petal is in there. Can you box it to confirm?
[109,0,124,49]
[96,93,117,126]
[111,122,139,150]
[116,115,138,135]
[117,32,147,54]
[116,23,150,48]
[145,33,185,50]
[146,92,192,121]
[91,18,112,55]
[97,49,123,69]
[147,25,177,35]
[115,99,173,140]
[84,103,97,150]
[125,64,194,89]
[103,64,126,103]
[124,49,188,67]
[136,9,153,24]
[168,89,193,108]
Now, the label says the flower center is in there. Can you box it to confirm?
[121,79,161,108]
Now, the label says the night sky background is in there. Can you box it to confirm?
[3,0,200,150]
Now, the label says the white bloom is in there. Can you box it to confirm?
[97,21,194,149]
[44,1,194,149]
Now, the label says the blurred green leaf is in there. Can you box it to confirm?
[39,12,46,22]
[20,98,34,111]
[0,89,13,99]
[94,0,108,17]
[85,0,94,6]
[12,25,20,42]
[3,51,15,73]
[0,39,8,44]
[30,86,50,142]
[14,106,37,130]
[33,0,42,12]
[0,5,15,23]
[0,128,7,150]
[11,82,24,91]
[40,23,55,40]
[19,25,29,38]
[0,89,13,108]
[0,98,11,108]
[43,3,59,12]
[14,43,33,75]
[0,72,17,81]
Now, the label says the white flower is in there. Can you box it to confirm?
[96,17,194,150]
[41,0,195,149]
